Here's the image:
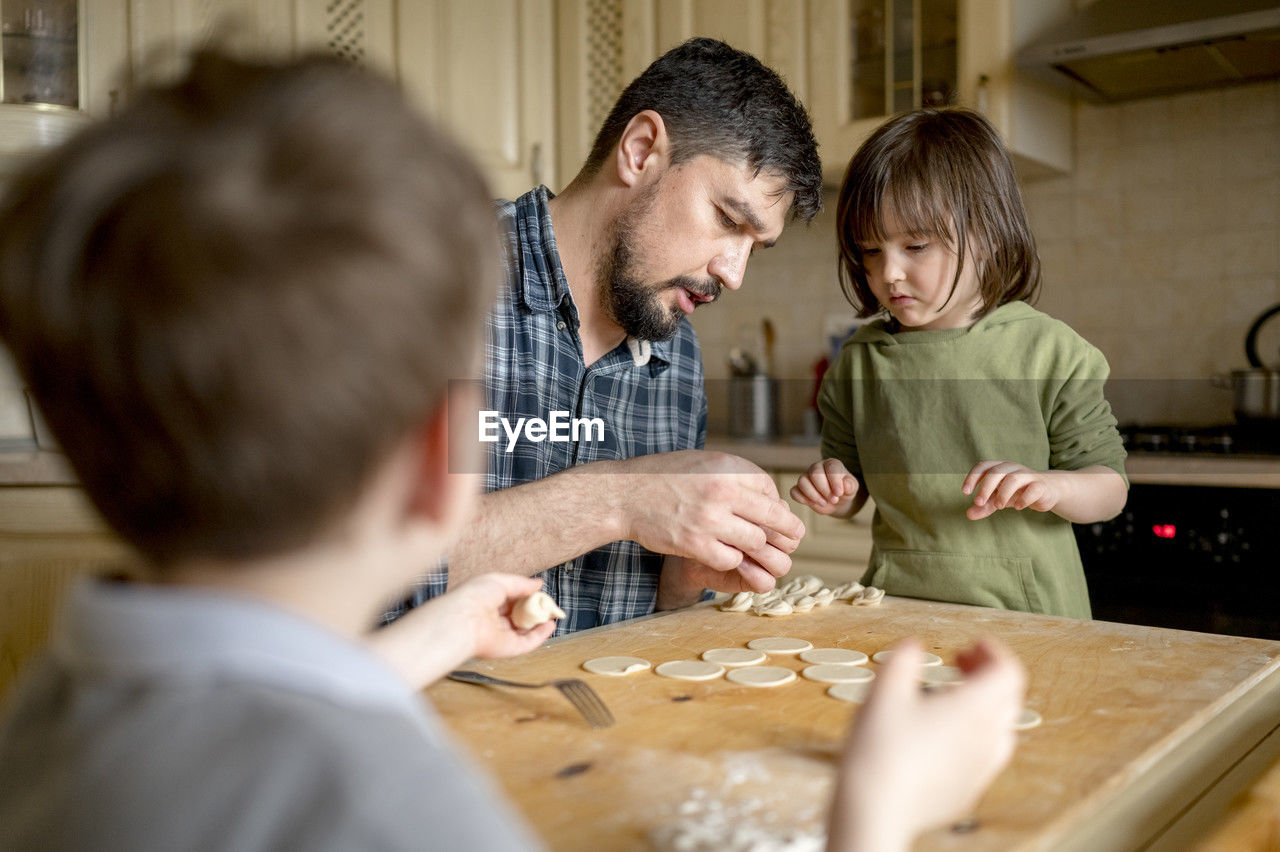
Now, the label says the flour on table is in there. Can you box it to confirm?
[702,648,767,667]
[656,660,725,681]
[582,655,651,676]
[651,781,824,852]
[725,666,796,687]
[746,637,813,654]
[799,648,868,666]
[801,664,875,684]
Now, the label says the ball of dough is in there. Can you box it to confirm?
[510,591,566,629]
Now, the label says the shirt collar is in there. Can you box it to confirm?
[510,186,674,367]
[53,579,423,719]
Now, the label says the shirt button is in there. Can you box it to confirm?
[556,321,567,331]
[561,561,573,572]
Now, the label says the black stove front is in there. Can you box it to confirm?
[1119,422,1280,456]
[1075,423,1280,640]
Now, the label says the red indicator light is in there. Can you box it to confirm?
[1152,524,1176,539]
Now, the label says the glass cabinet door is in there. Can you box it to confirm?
[1,1,78,108]
[850,0,956,121]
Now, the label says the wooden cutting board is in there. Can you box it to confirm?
[426,597,1280,850]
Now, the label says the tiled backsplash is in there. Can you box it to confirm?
[695,80,1280,434]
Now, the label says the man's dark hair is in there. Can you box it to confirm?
[583,37,822,222]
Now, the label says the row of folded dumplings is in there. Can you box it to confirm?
[718,573,885,616]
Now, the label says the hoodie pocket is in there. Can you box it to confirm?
[865,549,1042,613]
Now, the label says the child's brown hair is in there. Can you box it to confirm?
[836,107,1041,319]
[0,51,497,568]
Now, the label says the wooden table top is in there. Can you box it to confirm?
[426,597,1280,851]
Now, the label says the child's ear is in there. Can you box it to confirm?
[614,109,669,187]
[407,386,481,532]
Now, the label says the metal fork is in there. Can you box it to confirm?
[447,670,615,728]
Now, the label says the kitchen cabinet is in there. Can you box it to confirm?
[556,0,1071,187]
[0,481,137,699]
[807,0,1072,182]
[74,0,554,199]
[556,0,807,187]
[394,0,557,200]
[80,0,322,118]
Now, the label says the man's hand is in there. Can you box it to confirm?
[618,450,805,575]
[828,638,1025,851]
[656,553,785,610]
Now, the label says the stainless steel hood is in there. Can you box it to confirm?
[1018,0,1280,103]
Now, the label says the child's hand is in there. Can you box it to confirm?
[828,638,1025,850]
[962,460,1058,520]
[791,458,859,517]
[449,573,559,659]
[367,573,556,690]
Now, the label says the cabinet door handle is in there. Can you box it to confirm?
[531,142,543,186]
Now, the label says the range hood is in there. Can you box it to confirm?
[1018,0,1280,103]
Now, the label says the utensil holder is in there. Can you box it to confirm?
[728,375,780,440]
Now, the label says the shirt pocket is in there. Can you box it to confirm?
[866,549,1043,614]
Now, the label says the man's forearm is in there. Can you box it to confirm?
[444,460,627,586]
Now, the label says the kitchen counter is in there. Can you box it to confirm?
[707,436,1280,488]
[8,443,1280,488]
[0,449,75,485]
[427,598,1280,850]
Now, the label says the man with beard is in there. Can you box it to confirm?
[389,38,823,634]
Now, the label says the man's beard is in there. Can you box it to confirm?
[599,192,721,342]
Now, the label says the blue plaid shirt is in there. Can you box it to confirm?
[400,186,706,635]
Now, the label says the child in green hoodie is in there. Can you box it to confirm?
[793,108,1128,619]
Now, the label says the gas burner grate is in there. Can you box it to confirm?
[1119,423,1280,457]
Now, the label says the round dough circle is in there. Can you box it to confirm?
[746,637,813,654]
[701,648,766,667]
[872,650,943,667]
[799,648,869,666]
[725,666,797,687]
[1016,708,1043,730]
[826,681,873,703]
[655,660,724,681]
[919,665,964,685]
[802,664,876,684]
[582,655,651,676]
